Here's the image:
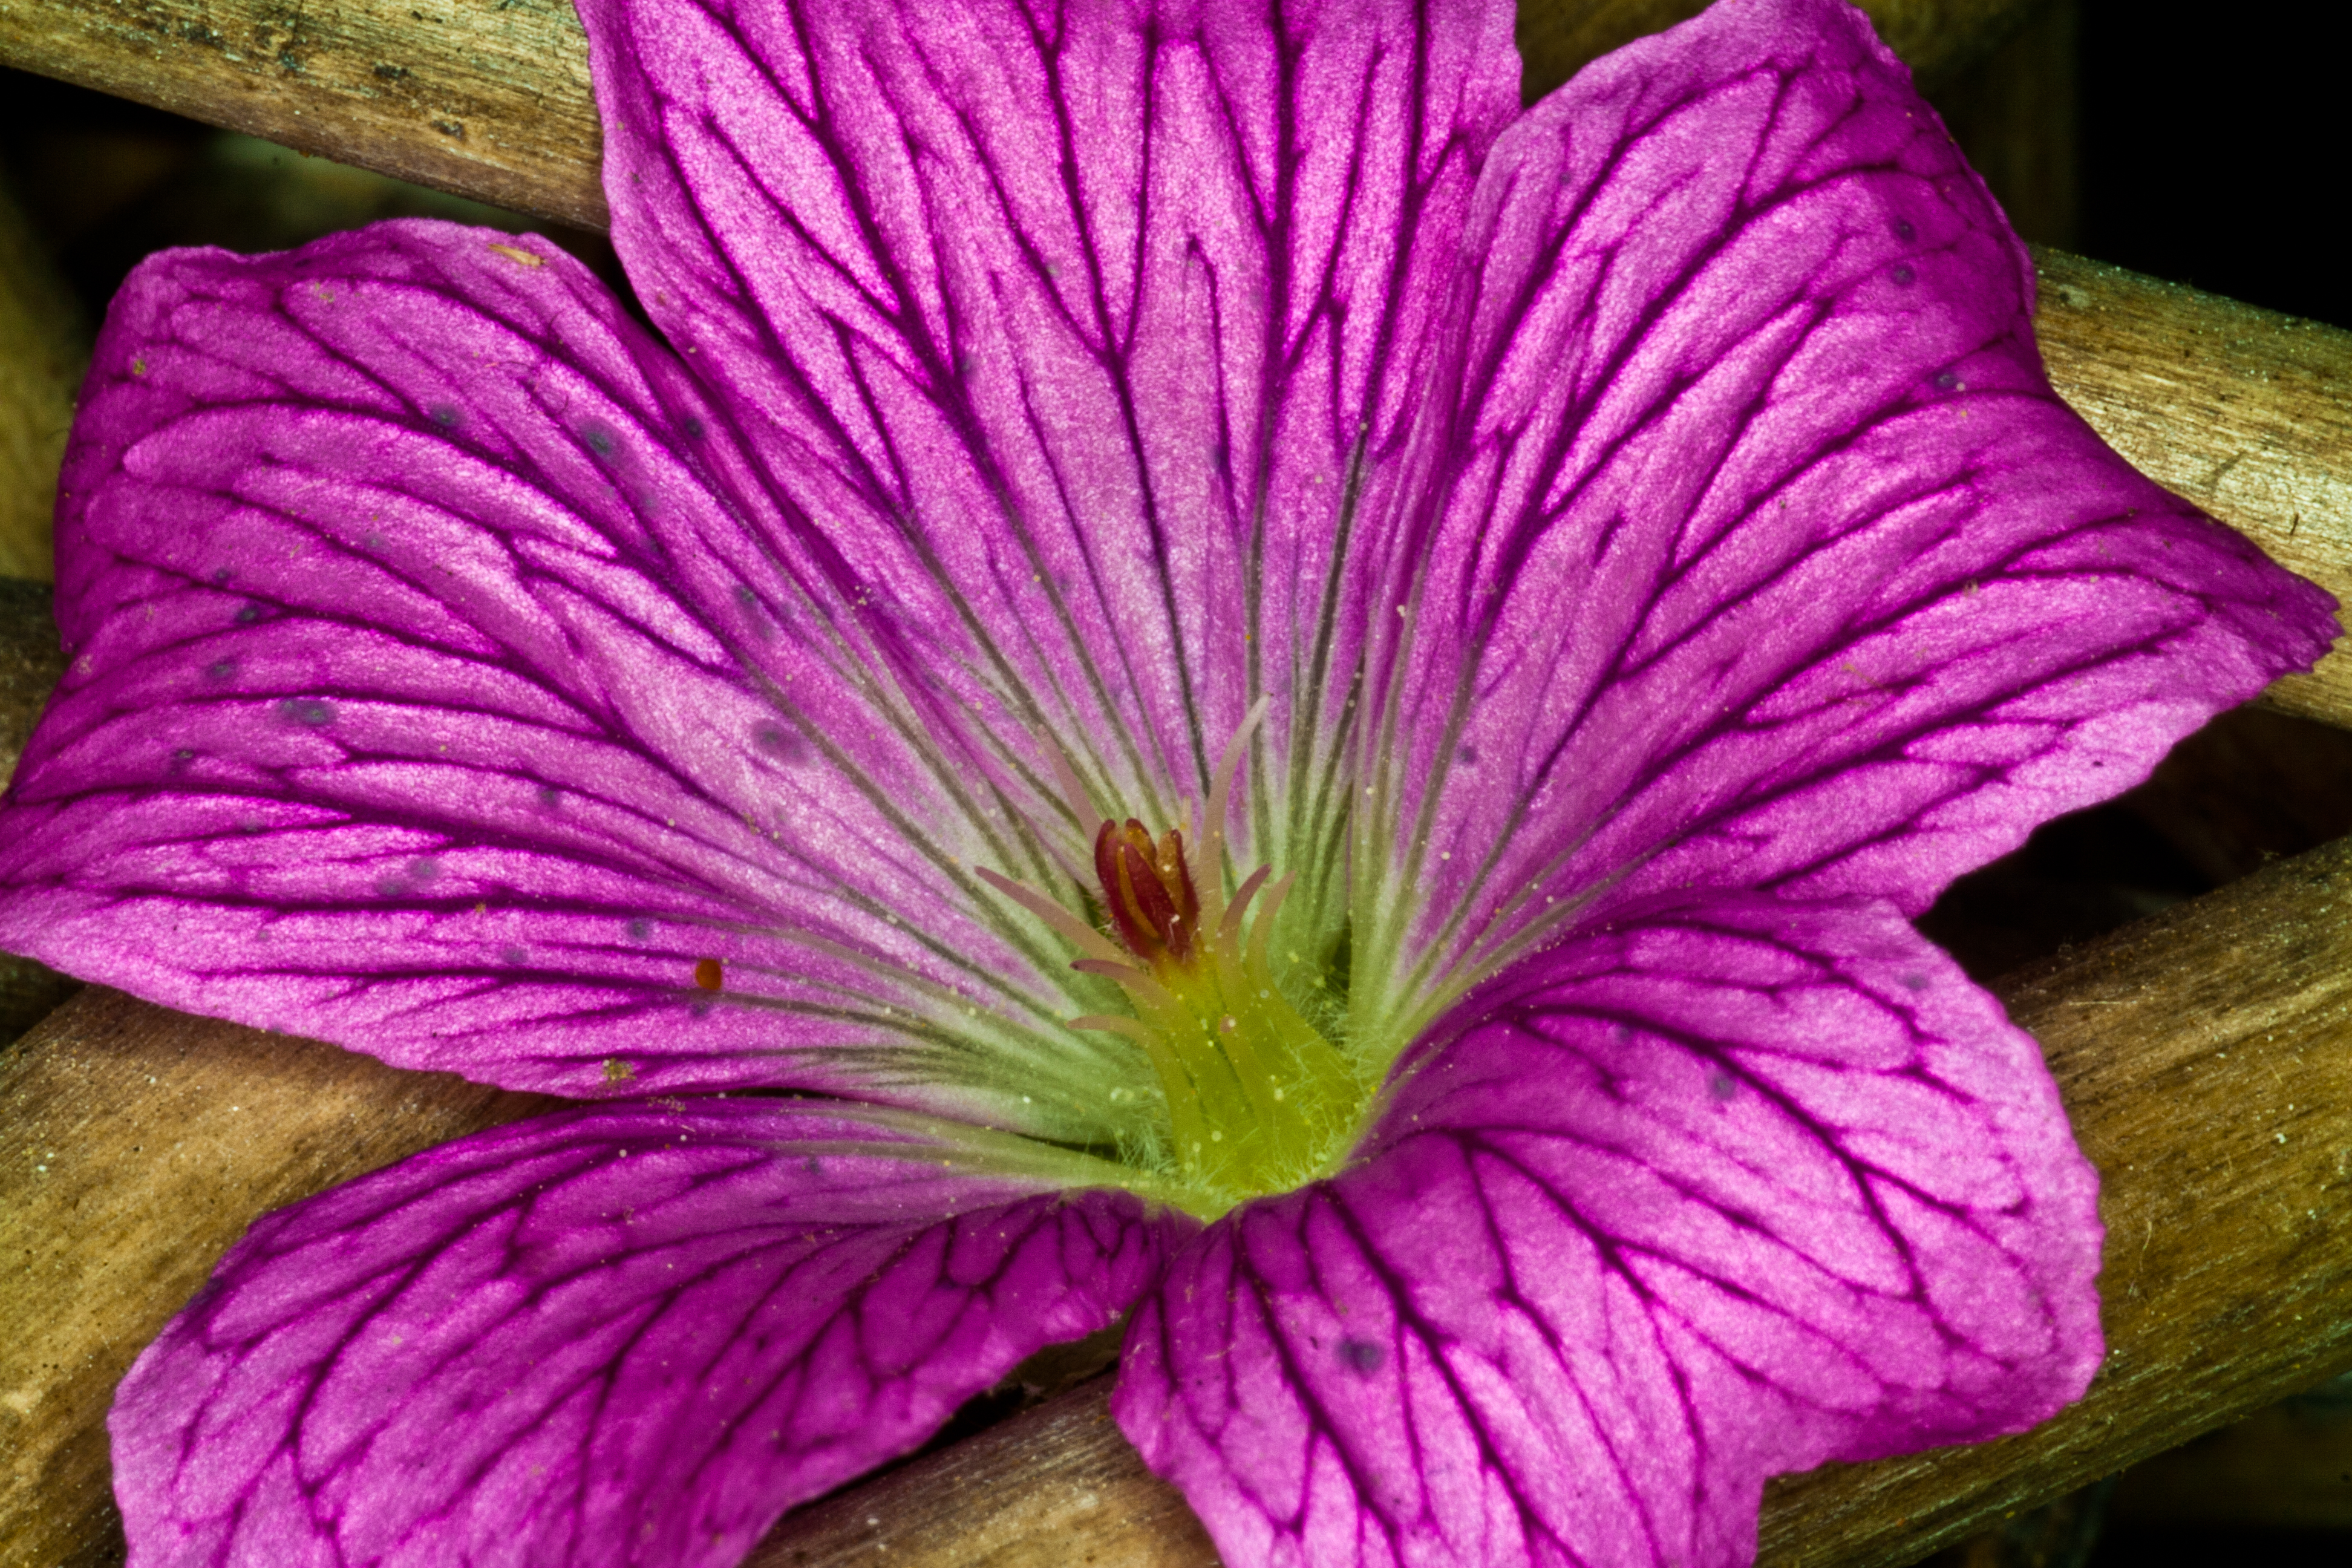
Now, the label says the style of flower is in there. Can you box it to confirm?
[0,0,2333,1564]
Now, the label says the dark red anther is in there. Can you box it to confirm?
[1094,818,1200,965]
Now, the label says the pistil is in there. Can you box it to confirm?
[1062,713,1360,1206]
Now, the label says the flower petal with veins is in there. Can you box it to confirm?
[0,226,1142,1128]
[113,1101,1186,1568]
[581,0,1523,939]
[1116,892,2100,1568]
[1354,0,2335,1024]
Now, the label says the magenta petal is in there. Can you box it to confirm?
[1114,892,2100,1568]
[0,222,1138,1120]
[113,1100,1183,1568]
[577,0,1519,902]
[1367,0,2336,995]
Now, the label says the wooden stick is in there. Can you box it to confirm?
[0,2,2052,235]
[0,169,84,581]
[2033,250,2352,729]
[0,0,607,229]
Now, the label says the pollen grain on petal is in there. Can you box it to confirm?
[693,958,724,992]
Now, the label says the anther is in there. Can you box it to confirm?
[1096,818,1201,966]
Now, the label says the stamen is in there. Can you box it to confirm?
[972,865,1127,964]
[1071,956,1183,1013]
[1095,818,1200,964]
[1199,696,1268,932]
[1218,864,1272,950]
[1247,871,1295,970]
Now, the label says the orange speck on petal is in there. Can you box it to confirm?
[488,243,544,267]
[693,958,724,992]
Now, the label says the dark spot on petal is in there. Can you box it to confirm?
[734,583,771,638]
[681,415,706,440]
[375,874,407,897]
[754,724,808,763]
[168,747,196,772]
[1612,1022,1634,1044]
[1933,370,1962,391]
[694,957,724,992]
[1336,1338,1383,1374]
[430,403,462,428]
[1893,218,1916,242]
[1708,1071,1739,1102]
[1890,264,1915,286]
[277,697,335,727]
[537,783,563,809]
[205,659,236,681]
[409,857,441,884]
[1455,744,1478,766]
[501,944,528,965]
[238,816,266,835]
[627,918,653,939]
[581,423,616,456]
[235,602,272,625]
[1901,970,1931,991]
[803,1155,823,1174]
[211,566,235,584]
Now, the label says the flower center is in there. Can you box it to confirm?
[1071,814,1361,1207]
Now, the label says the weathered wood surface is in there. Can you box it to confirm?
[0,0,606,228]
[2035,249,2352,730]
[0,168,85,581]
[0,0,2053,238]
[0,576,60,791]
[0,990,553,1568]
[0,577,74,1039]
[756,833,2352,1568]
[3,828,2347,1568]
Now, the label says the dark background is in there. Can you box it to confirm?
[2079,0,2343,330]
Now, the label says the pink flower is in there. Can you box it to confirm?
[0,1,2331,1564]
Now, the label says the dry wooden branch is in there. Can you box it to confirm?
[0,0,607,227]
[0,169,85,581]
[4,832,2347,1568]
[2033,250,2352,729]
[0,1,2051,235]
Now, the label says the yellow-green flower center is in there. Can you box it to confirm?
[1071,816,1361,1209]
